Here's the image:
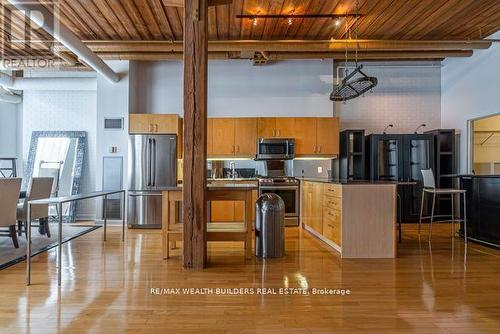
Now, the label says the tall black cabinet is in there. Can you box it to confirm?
[366,134,435,222]
[339,130,365,180]
[425,129,457,215]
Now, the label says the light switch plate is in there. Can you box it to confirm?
[317,166,323,174]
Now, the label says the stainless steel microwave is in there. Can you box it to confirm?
[256,138,295,160]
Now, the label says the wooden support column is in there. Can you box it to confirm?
[183,0,208,268]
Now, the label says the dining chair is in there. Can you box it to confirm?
[17,177,54,238]
[0,178,22,247]
[419,169,467,244]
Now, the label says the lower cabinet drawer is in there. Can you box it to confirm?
[322,209,341,246]
[323,195,341,210]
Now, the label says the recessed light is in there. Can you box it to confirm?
[287,17,293,25]
[335,18,341,26]
[252,17,258,26]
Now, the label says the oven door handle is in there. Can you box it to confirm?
[259,186,299,190]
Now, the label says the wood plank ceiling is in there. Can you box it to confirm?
[51,0,500,41]
[0,0,499,65]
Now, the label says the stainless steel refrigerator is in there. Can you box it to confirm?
[128,134,177,228]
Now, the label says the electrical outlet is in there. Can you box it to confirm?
[317,166,323,174]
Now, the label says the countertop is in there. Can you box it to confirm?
[300,177,403,185]
[160,183,258,191]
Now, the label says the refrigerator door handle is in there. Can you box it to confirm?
[152,138,157,186]
[147,138,152,186]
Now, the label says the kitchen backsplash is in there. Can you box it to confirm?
[207,159,332,178]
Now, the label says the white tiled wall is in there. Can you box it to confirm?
[335,63,441,134]
[22,90,98,218]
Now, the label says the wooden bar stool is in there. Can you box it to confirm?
[419,169,467,244]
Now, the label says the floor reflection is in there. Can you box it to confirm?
[1,223,499,332]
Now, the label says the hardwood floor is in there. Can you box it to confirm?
[1,224,499,333]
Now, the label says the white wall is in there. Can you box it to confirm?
[22,89,97,218]
[95,61,130,218]
[0,102,19,158]
[130,60,334,117]
[441,32,500,173]
[130,60,442,133]
[335,62,441,134]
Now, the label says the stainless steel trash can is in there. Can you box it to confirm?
[255,193,285,258]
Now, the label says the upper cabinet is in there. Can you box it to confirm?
[257,118,295,138]
[316,118,340,155]
[212,118,236,155]
[210,118,257,158]
[205,116,338,158]
[129,114,182,134]
[294,118,317,155]
[294,117,339,156]
[257,118,276,138]
[207,118,213,156]
[234,118,257,156]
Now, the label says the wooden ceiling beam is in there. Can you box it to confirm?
[96,50,473,61]
[66,39,492,53]
[162,0,232,7]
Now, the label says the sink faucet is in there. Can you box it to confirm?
[229,161,238,179]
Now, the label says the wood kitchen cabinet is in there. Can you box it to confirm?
[301,181,323,235]
[207,118,213,156]
[205,116,338,157]
[211,190,258,222]
[294,118,317,155]
[210,118,257,157]
[301,180,397,258]
[294,117,339,156]
[317,118,340,155]
[257,118,295,138]
[212,118,235,155]
[129,114,181,134]
[234,118,257,155]
[257,118,277,138]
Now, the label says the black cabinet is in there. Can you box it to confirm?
[425,129,457,215]
[460,175,500,248]
[339,129,365,180]
[366,134,435,222]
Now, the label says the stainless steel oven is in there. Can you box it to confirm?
[258,177,299,226]
[257,138,295,160]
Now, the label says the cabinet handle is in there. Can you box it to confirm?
[236,145,240,153]
[149,124,154,132]
[272,129,276,137]
[318,146,322,153]
[232,145,235,153]
[277,129,280,137]
[313,145,317,153]
[154,124,158,132]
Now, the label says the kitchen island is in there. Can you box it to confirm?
[301,178,397,258]
[161,182,258,260]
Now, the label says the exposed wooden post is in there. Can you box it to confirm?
[183,0,208,269]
